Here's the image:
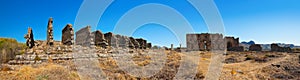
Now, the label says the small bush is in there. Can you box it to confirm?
[245,55,255,61]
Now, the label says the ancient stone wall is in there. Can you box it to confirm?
[129,37,140,49]
[186,33,225,51]
[47,17,54,46]
[136,39,147,49]
[62,24,74,45]
[186,34,200,51]
[249,44,262,51]
[75,26,94,47]
[225,37,243,51]
[92,30,108,48]
[115,35,129,49]
[271,44,291,52]
[104,32,118,48]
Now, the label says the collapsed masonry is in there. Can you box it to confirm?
[186,33,243,51]
[24,27,35,48]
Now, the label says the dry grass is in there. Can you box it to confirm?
[0,63,80,80]
[1,51,298,80]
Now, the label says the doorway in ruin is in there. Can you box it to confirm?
[204,41,207,50]
[227,42,232,49]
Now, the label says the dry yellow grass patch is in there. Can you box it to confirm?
[0,63,80,80]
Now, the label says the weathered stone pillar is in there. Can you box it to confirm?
[47,17,54,46]
[24,27,35,48]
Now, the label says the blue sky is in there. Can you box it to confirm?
[0,0,299,47]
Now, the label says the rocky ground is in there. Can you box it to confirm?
[0,49,299,80]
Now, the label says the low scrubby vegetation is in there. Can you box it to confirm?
[0,38,27,63]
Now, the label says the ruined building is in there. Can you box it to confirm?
[225,37,244,51]
[61,24,74,45]
[24,27,35,48]
[75,26,94,47]
[186,33,225,51]
[46,17,54,46]
[249,44,262,51]
[92,30,108,48]
[271,44,291,52]
[186,33,245,51]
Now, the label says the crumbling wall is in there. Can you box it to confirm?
[271,44,291,52]
[249,44,262,51]
[92,30,108,48]
[186,33,225,51]
[75,26,94,47]
[226,37,243,51]
[136,39,147,49]
[62,24,74,45]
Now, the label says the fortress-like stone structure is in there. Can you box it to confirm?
[186,33,247,51]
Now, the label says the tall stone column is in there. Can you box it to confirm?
[24,27,35,48]
[47,17,54,46]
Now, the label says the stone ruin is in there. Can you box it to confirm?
[249,44,262,51]
[61,24,74,45]
[186,33,226,51]
[129,37,140,49]
[147,43,152,49]
[115,35,128,49]
[135,38,147,49]
[92,30,108,48]
[67,28,150,49]
[271,44,291,52]
[226,37,244,51]
[15,17,154,65]
[46,17,54,46]
[104,32,118,48]
[75,26,94,47]
[24,27,35,48]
